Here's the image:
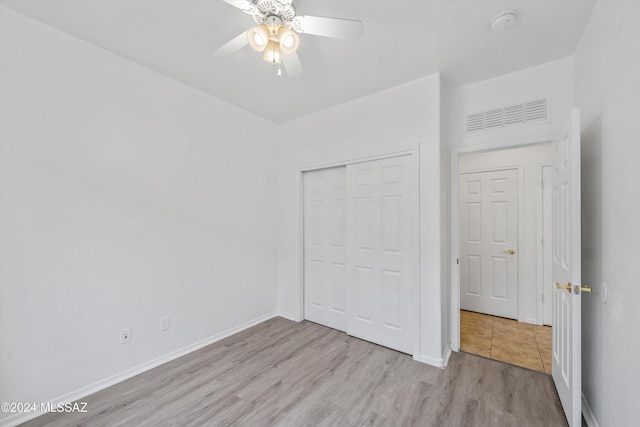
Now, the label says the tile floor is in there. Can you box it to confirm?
[460,310,552,373]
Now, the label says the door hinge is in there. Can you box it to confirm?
[541,178,545,190]
[457,258,459,265]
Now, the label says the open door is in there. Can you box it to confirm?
[552,108,588,426]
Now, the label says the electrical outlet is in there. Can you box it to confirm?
[160,316,170,332]
[121,328,131,344]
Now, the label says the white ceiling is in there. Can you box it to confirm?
[1,0,595,124]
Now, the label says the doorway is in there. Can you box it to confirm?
[455,144,553,372]
[459,167,519,319]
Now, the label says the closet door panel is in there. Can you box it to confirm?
[346,155,415,354]
[303,166,347,331]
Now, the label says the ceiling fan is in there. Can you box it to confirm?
[212,0,364,77]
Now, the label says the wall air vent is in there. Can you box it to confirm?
[465,98,549,135]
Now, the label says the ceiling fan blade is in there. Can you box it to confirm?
[212,32,248,59]
[292,15,364,40]
[282,51,303,77]
[222,0,259,15]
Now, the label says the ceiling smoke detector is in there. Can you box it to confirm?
[490,10,516,32]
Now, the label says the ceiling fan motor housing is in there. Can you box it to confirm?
[265,15,283,34]
[250,0,296,26]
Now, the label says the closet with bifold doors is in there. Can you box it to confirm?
[303,154,417,354]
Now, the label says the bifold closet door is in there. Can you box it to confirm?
[303,166,348,331]
[346,155,415,354]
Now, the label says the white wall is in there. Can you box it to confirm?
[445,56,575,149]
[276,74,445,364]
[575,2,640,426]
[0,8,278,424]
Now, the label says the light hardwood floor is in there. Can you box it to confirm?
[22,317,566,426]
[460,310,553,374]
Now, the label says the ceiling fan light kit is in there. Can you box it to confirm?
[247,24,269,50]
[263,39,282,64]
[246,16,300,67]
[214,0,364,77]
[278,26,299,54]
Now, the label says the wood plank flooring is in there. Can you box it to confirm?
[460,310,553,373]
[22,317,567,426]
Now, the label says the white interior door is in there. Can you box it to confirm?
[346,155,415,354]
[460,169,519,319]
[303,166,347,331]
[552,108,582,427]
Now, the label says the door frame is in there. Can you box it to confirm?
[450,139,552,352]
[538,164,553,326]
[299,144,421,356]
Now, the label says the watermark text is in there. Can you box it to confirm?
[1,401,88,414]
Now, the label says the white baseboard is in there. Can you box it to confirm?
[413,353,445,368]
[0,311,279,427]
[276,310,298,322]
[582,392,599,427]
[413,345,452,369]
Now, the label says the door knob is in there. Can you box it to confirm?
[556,282,593,294]
[503,249,516,255]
